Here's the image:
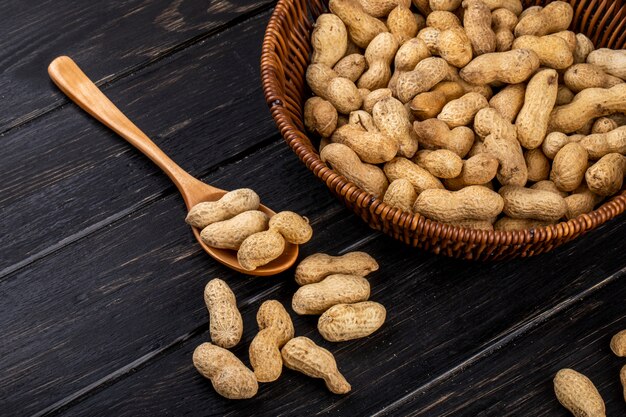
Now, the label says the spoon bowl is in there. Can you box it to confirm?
[48,56,298,276]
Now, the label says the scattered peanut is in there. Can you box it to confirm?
[200,210,269,250]
[610,329,626,357]
[553,368,605,417]
[186,189,260,229]
[203,279,243,349]
[318,301,386,342]
[295,252,379,286]
[292,274,370,315]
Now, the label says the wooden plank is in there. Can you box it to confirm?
[0,10,278,272]
[0,0,274,132]
[10,197,623,416]
[374,271,626,416]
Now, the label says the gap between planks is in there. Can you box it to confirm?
[0,1,277,137]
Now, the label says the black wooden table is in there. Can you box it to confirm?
[1,1,625,416]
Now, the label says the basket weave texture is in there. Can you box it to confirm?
[261,0,626,260]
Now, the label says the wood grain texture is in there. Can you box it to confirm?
[56,217,626,417]
[0,0,274,132]
[0,11,277,273]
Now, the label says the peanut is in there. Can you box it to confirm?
[499,185,567,221]
[459,49,540,85]
[203,279,243,349]
[564,185,602,219]
[585,153,626,196]
[363,88,393,113]
[549,84,626,134]
[413,149,463,178]
[553,369,605,417]
[281,336,351,394]
[383,178,418,211]
[426,10,461,30]
[384,157,445,193]
[200,210,269,250]
[268,211,313,244]
[551,30,576,53]
[396,57,449,103]
[387,5,419,43]
[591,118,619,135]
[237,230,286,271]
[414,185,504,221]
[329,0,388,48]
[542,132,584,159]
[429,0,462,12]
[525,148,550,182]
[474,107,516,142]
[413,0,432,15]
[295,252,379,286]
[357,0,411,17]
[621,365,626,403]
[512,35,573,69]
[531,180,567,198]
[358,32,399,90]
[444,63,494,99]
[488,83,525,123]
[491,8,517,52]
[306,64,362,114]
[438,92,489,128]
[463,0,496,55]
[556,85,575,106]
[331,123,398,163]
[612,330,626,356]
[514,1,573,37]
[444,153,499,189]
[483,133,528,186]
[413,118,475,157]
[186,189,260,229]
[292,274,370,315]
[373,97,419,158]
[249,300,295,382]
[515,69,558,149]
[333,54,367,82]
[304,97,338,138]
[563,64,623,93]
[409,91,447,120]
[320,143,389,198]
[494,217,552,231]
[420,26,474,67]
[587,48,626,80]
[480,0,522,15]
[574,33,594,64]
[318,301,386,342]
[311,14,348,67]
[550,143,588,192]
[193,343,258,399]
[579,126,626,160]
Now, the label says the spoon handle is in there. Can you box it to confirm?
[48,56,208,196]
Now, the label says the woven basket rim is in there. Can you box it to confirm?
[260,0,626,250]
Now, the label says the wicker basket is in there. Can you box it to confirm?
[261,0,626,260]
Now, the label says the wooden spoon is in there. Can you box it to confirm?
[48,56,298,276]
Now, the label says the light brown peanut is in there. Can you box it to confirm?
[550,143,588,192]
[383,178,418,211]
[304,97,338,138]
[494,217,552,231]
[387,5,419,43]
[357,0,411,17]
[480,0,522,15]
[414,185,504,221]
[525,148,550,182]
[592,118,619,135]
[204,279,243,349]
[186,189,260,229]
[564,64,623,93]
[587,48,626,80]
[333,54,367,82]
[429,0,462,11]
[384,157,445,193]
[474,107,516,142]
[611,330,626,357]
[554,369,605,417]
[438,92,489,128]
[491,8,517,52]
[321,143,389,198]
[531,180,567,198]
[281,336,351,394]
[574,33,594,63]
[331,123,398,163]
[237,230,286,271]
[463,0,496,55]
[579,126,626,160]
[515,69,558,149]
[556,85,575,106]
[200,210,269,250]
[426,10,461,30]
[193,343,258,399]
[444,153,499,190]
[295,252,379,286]
[483,134,528,186]
[488,83,525,123]
[422,26,474,67]
[414,119,475,157]
[409,91,447,120]
[549,84,626,134]
[249,300,294,382]
[512,35,573,69]
[459,49,540,85]
[621,365,626,403]
[514,1,573,37]
[373,97,419,158]
[329,0,388,48]
[311,14,348,67]
[318,301,386,342]
[292,274,370,315]
[306,64,362,114]
[268,211,313,244]
[413,149,463,178]
[363,88,393,113]
[585,153,626,196]
[564,185,602,219]
[396,57,449,103]
[542,132,584,159]
[358,32,399,90]
[500,185,567,221]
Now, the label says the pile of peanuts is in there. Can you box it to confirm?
[192,252,384,399]
[185,189,312,271]
[553,330,626,416]
[304,0,626,231]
